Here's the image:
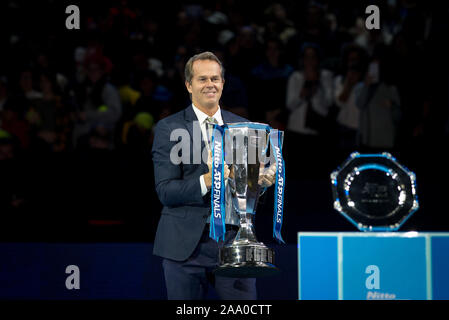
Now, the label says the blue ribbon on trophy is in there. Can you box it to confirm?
[209,123,285,243]
[210,124,226,242]
[269,129,285,244]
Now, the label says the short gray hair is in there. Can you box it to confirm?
[184,51,225,84]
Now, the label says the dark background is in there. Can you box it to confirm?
[0,0,448,243]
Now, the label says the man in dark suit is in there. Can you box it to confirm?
[152,52,274,299]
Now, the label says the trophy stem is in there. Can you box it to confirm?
[233,212,258,244]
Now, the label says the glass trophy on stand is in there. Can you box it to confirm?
[330,152,419,231]
[213,123,284,277]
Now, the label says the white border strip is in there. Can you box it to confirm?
[425,234,433,300]
[298,232,449,238]
[297,234,301,300]
[338,234,343,300]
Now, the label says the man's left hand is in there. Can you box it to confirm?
[258,163,276,188]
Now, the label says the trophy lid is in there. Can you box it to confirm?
[226,121,271,127]
[331,152,419,231]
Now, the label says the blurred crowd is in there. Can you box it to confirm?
[1,0,446,158]
[0,0,447,239]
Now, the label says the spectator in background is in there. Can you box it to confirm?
[285,1,334,64]
[1,75,29,149]
[225,26,262,82]
[250,37,293,128]
[334,44,367,151]
[35,52,69,93]
[165,45,192,113]
[0,76,13,118]
[121,111,154,158]
[133,70,171,123]
[286,43,333,141]
[214,48,249,119]
[26,72,72,153]
[73,56,122,149]
[117,70,169,151]
[0,101,30,150]
[220,71,249,119]
[389,31,426,148]
[18,69,43,101]
[302,1,332,48]
[261,3,297,45]
[10,69,40,148]
[0,128,31,238]
[353,14,389,57]
[285,43,333,177]
[0,130,17,161]
[355,48,401,150]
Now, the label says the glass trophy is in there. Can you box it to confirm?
[330,152,419,231]
[213,123,284,277]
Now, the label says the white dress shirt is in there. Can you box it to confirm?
[191,103,224,196]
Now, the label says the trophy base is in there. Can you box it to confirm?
[214,243,280,278]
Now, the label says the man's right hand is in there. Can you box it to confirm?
[203,151,230,190]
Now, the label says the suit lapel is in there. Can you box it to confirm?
[221,109,243,125]
[184,104,197,140]
[221,109,232,124]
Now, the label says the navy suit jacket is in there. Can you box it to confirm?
[152,105,247,261]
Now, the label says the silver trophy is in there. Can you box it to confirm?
[213,123,282,278]
[331,152,419,231]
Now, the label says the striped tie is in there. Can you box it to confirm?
[205,117,218,148]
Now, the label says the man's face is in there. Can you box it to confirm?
[185,59,224,112]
